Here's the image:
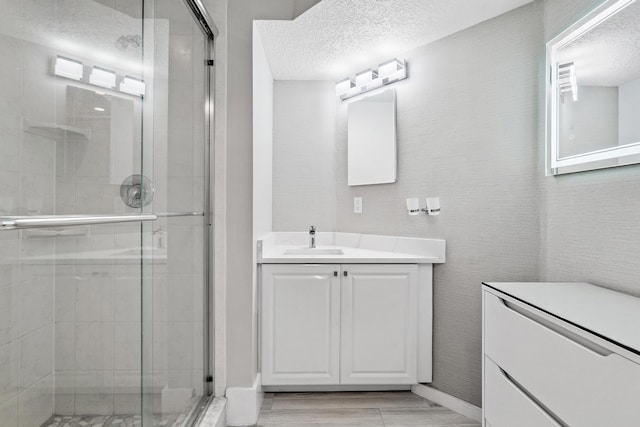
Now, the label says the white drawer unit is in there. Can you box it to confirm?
[482,282,640,427]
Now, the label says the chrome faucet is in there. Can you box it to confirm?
[309,225,316,249]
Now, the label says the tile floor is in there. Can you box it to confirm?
[256,391,481,426]
[41,413,180,427]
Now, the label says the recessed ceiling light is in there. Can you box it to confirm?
[94,107,105,112]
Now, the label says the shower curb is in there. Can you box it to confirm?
[195,396,227,427]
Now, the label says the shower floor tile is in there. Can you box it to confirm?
[41,413,179,427]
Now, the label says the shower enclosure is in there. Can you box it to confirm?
[0,0,215,426]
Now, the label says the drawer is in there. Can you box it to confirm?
[484,356,561,427]
[484,291,640,427]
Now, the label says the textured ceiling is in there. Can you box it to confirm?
[0,0,143,75]
[256,0,534,80]
[557,0,640,87]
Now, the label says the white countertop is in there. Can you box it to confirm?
[483,282,640,354]
[258,232,446,264]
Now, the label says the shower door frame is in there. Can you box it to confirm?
[178,0,218,401]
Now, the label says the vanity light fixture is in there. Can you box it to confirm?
[54,56,84,80]
[558,62,578,102]
[355,68,377,87]
[119,76,146,96]
[406,197,440,216]
[336,58,407,100]
[335,77,355,96]
[89,66,117,89]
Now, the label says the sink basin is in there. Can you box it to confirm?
[284,248,344,255]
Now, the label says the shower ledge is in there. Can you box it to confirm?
[23,119,91,141]
[15,246,167,265]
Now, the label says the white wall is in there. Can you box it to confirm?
[266,0,640,409]
[540,0,640,298]
[272,81,337,231]
[618,77,640,146]
[219,0,319,390]
[271,3,543,407]
[253,27,274,250]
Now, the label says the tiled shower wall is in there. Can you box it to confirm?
[0,0,207,424]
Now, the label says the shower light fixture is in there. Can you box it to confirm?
[119,76,146,96]
[50,56,146,98]
[54,56,84,80]
[89,66,117,89]
[335,58,407,100]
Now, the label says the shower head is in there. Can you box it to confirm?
[115,35,142,51]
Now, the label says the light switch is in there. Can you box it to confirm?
[354,197,363,214]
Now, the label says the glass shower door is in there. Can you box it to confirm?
[0,0,211,426]
[142,0,211,425]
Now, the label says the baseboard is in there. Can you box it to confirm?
[225,374,263,426]
[263,384,410,392]
[411,384,482,422]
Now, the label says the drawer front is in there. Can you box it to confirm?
[484,290,640,426]
[484,356,561,427]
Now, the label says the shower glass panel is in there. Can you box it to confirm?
[0,1,212,426]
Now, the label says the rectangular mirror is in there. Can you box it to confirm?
[546,0,640,175]
[348,89,397,186]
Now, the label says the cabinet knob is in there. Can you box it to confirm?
[333,271,338,277]
[343,271,348,277]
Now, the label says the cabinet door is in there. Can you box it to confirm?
[261,264,341,385]
[340,264,418,384]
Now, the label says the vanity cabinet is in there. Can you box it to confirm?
[260,264,341,385]
[482,282,640,427]
[261,263,418,386]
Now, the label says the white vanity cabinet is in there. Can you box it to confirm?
[482,282,640,427]
[261,263,419,386]
[260,264,341,385]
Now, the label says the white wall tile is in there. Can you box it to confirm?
[0,341,18,406]
[167,130,194,177]
[113,322,141,370]
[113,371,141,414]
[54,372,74,415]
[0,114,21,174]
[19,326,53,391]
[75,323,113,371]
[0,285,18,346]
[74,371,113,415]
[54,323,74,372]
[152,322,193,371]
[113,277,141,322]
[166,226,193,274]
[18,268,53,336]
[18,374,53,427]
[153,276,193,322]
[0,396,18,427]
[54,269,75,323]
[75,268,114,322]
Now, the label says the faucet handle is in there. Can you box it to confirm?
[309,225,316,234]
